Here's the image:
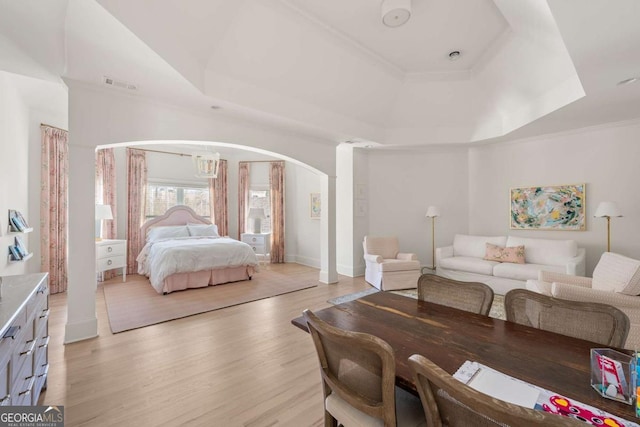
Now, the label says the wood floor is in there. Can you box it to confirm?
[41,263,371,427]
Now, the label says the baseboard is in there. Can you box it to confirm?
[337,263,365,278]
[64,317,98,344]
[290,254,321,269]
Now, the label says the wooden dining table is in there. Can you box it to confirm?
[291,291,637,423]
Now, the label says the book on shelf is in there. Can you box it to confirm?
[15,210,29,228]
[14,236,27,258]
[10,215,25,232]
[8,245,22,261]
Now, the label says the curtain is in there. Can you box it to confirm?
[95,148,118,279]
[126,148,147,274]
[238,162,250,239]
[40,125,69,294]
[270,161,285,263]
[209,159,228,236]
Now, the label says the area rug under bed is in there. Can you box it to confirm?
[104,272,318,333]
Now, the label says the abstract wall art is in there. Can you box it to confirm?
[510,184,585,230]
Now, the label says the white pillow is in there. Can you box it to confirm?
[187,223,219,237]
[147,225,189,242]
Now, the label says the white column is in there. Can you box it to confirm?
[65,144,98,343]
[319,174,338,284]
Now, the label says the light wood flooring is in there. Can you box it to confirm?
[41,263,371,426]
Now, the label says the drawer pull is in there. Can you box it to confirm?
[0,394,10,404]
[39,336,50,349]
[20,339,37,356]
[107,259,113,266]
[108,246,113,252]
[18,376,35,396]
[40,309,50,319]
[37,285,47,294]
[37,364,49,378]
[2,325,20,340]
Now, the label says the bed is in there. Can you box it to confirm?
[136,205,259,294]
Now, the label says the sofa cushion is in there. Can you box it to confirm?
[493,263,564,282]
[379,259,421,272]
[440,256,498,276]
[505,237,577,266]
[484,243,525,264]
[592,252,640,295]
[453,235,507,259]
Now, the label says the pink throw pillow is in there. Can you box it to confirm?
[484,243,525,264]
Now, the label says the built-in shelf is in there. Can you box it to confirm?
[7,227,33,234]
[8,252,33,263]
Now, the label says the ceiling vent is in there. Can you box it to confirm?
[103,76,138,91]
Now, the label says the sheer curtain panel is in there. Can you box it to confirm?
[126,148,147,274]
[40,125,69,294]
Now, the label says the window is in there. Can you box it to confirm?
[146,183,210,218]
[249,188,270,233]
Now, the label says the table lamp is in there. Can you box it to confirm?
[95,204,113,241]
[248,208,266,234]
[425,206,440,270]
[594,201,622,252]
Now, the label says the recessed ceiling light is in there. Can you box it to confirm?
[617,77,639,86]
[210,105,221,110]
[448,51,461,61]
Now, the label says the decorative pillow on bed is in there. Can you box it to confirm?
[187,223,219,237]
[147,225,190,242]
[484,243,525,264]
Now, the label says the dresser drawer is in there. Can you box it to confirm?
[243,235,265,245]
[97,242,125,258]
[0,308,27,357]
[97,255,126,271]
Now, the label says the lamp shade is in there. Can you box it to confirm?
[248,207,266,220]
[95,204,113,220]
[425,206,440,218]
[594,202,623,218]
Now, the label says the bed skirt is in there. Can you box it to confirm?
[162,266,256,294]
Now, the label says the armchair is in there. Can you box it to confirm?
[526,252,640,349]
[363,236,421,291]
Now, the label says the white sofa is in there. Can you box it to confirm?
[436,234,586,295]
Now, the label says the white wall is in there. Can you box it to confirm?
[469,120,640,274]
[0,71,67,277]
[0,72,30,276]
[365,147,470,269]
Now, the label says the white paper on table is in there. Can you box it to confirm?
[467,367,540,409]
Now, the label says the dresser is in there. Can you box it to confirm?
[96,239,127,282]
[241,233,271,260]
[0,273,49,406]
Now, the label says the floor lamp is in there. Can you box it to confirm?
[425,206,440,270]
[594,201,622,252]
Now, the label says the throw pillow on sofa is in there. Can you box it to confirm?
[484,243,525,264]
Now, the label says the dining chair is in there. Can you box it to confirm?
[504,289,630,347]
[417,275,494,316]
[408,354,584,426]
[303,309,426,427]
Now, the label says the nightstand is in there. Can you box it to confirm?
[241,233,271,262]
[96,239,127,282]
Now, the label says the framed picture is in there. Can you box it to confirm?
[310,193,321,219]
[510,183,585,230]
